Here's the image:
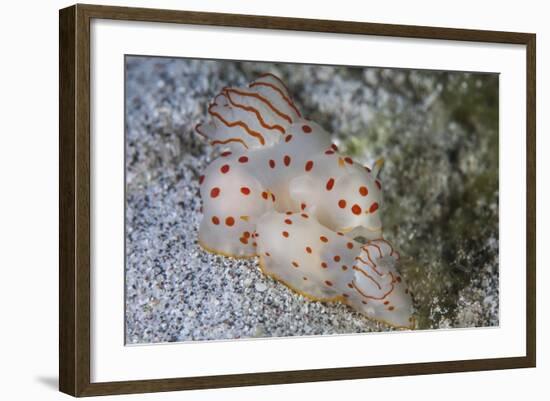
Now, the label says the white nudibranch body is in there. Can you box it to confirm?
[195,73,414,329]
[256,212,413,328]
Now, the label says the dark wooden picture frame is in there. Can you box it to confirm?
[59,3,536,397]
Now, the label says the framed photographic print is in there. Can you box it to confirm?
[59,4,536,397]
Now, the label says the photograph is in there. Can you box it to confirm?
[124,56,499,344]
[1,0,543,398]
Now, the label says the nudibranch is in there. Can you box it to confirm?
[256,211,414,328]
[195,73,414,329]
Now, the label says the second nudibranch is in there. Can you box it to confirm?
[255,211,414,328]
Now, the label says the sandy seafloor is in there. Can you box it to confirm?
[125,56,499,343]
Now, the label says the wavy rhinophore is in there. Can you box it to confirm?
[195,73,414,329]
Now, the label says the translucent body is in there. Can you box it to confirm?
[256,211,414,328]
[196,73,414,328]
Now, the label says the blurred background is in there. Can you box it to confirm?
[125,56,498,343]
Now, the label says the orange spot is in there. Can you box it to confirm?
[286,211,293,215]
[301,203,307,210]
[301,213,309,218]
[348,283,354,289]
[199,175,205,185]
[334,255,341,262]
[211,216,220,225]
[220,164,230,174]
[388,306,395,311]
[303,276,308,281]
[221,151,232,157]
[337,232,344,236]
[321,262,328,268]
[284,155,291,166]
[347,242,354,249]
[326,178,335,191]
[269,159,276,168]
[253,242,257,247]
[325,280,333,286]
[306,246,312,254]
[243,231,251,238]
[292,261,299,268]
[271,193,276,202]
[305,160,314,172]
[352,204,362,215]
[282,231,289,238]
[302,125,312,133]
[384,301,390,305]
[320,236,328,243]
[265,252,271,257]
[285,134,293,142]
[344,157,353,165]
[210,187,220,198]
[396,276,402,283]
[369,202,379,213]
[262,191,269,200]
[338,199,347,208]
[359,186,368,197]
[225,217,235,226]
[240,237,248,245]
[342,264,348,270]
[238,156,248,163]
[240,187,251,195]
[284,219,292,225]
